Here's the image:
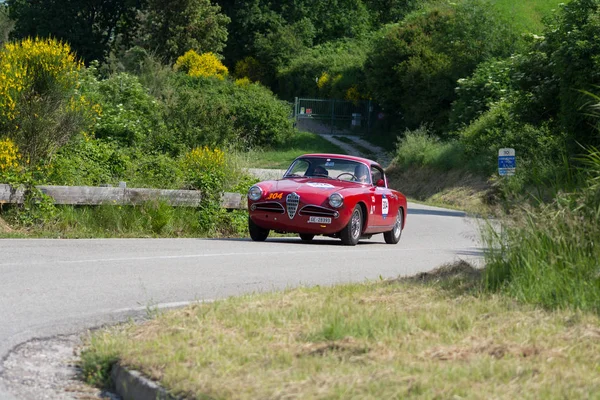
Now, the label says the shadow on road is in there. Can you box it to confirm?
[208,237,383,246]
[408,208,466,218]
[455,248,486,257]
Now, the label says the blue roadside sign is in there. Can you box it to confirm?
[498,148,516,176]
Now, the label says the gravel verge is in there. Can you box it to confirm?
[0,334,119,400]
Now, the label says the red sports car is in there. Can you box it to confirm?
[247,153,407,245]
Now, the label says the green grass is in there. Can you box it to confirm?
[82,263,600,399]
[492,0,566,34]
[244,131,345,169]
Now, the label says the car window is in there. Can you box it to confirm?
[284,159,310,177]
[371,166,383,186]
[284,157,371,183]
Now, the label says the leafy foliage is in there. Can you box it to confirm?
[450,58,515,129]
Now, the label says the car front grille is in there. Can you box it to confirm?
[286,192,300,219]
[299,205,339,219]
[250,202,285,214]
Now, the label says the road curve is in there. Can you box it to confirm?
[0,202,482,400]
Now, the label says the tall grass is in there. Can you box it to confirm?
[2,201,248,238]
[483,147,600,312]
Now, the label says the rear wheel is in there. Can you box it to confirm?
[299,233,315,242]
[384,209,403,244]
[248,217,269,242]
[340,205,362,246]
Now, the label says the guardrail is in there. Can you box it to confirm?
[0,184,247,209]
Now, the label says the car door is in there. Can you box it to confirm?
[369,165,397,229]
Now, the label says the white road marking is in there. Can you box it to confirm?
[0,246,481,267]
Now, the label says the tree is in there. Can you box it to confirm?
[0,3,13,46]
[364,0,516,134]
[7,0,141,63]
[364,0,420,25]
[139,0,230,63]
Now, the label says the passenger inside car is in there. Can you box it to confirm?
[354,164,369,183]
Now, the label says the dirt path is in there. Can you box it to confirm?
[315,134,393,167]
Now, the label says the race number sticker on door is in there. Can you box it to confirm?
[382,194,389,219]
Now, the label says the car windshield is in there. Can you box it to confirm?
[284,157,371,184]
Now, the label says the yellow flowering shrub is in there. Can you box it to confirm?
[345,85,362,103]
[0,138,20,173]
[174,50,228,80]
[234,77,252,87]
[180,147,227,196]
[0,37,82,122]
[317,72,330,89]
[0,37,95,165]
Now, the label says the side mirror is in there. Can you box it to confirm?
[376,179,385,188]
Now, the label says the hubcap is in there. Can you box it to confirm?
[351,210,361,238]
[393,212,402,238]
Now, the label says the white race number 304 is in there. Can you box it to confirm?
[382,195,389,219]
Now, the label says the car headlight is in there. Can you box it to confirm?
[248,186,263,201]
[329,193,344,208]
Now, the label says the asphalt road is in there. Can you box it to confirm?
[0,202,482,400]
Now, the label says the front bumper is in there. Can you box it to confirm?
[249,201,351,234]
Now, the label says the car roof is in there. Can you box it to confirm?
[297,153,381,168]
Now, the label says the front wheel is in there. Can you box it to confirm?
[249,217,269,242]
[340,205,362,246]
[383,209,403,244]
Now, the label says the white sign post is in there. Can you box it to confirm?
[498,148,516,176]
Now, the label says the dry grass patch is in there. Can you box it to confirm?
[82,273,600,399]
[386,164,493,214]
[0,215,14,233]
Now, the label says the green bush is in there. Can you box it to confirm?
[126,152,185,189]
[45,137,129,186]
[165,74,294,149]
[81,69,166,147]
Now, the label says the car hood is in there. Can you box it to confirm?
[263,178,363,196]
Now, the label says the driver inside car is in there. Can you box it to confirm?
[354,164,370,183]
[313,166,329,177]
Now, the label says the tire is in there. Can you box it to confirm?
[299,233,315,242]
[340,205,362,246]
[248,217,269,242]
[384,208,403,244]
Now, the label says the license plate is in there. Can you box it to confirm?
[308,216,332,224]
